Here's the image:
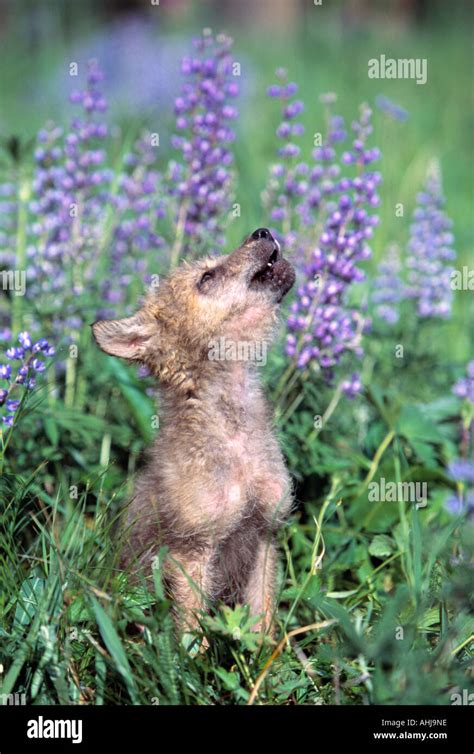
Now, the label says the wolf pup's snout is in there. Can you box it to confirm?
[245,228,295,301]
[250,227,274,243]
[246,227,280,255]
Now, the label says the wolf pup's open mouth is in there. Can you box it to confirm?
[251,245,280,285]
[247,228,295,301]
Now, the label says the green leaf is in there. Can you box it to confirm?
[106,359,154,442]
[13,574,46,629]
[43,417,59,446]
[397,405,444,444]
[415,397,460,423]
[418,607,440,631]
[403,465,454,486]
[410,439,437,467]
[215,668,241,691]
[90,596,138,703]
[369,534,394,559]
[67,595,90,625]
[411,507,423,595]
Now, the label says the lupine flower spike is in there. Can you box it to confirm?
[0,332,55,427]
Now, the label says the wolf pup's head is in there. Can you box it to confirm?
[92,228,294,388]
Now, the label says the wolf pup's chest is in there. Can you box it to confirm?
[216,428,288,521]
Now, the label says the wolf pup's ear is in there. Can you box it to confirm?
[91,312,155,361]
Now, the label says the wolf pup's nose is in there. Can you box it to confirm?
[251,227,273,242]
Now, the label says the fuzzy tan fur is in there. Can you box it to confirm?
[92,229,295,637]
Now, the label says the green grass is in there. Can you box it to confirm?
[1,404,472,705]
[1,309,473,704]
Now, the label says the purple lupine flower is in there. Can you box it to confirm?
[0,331,55,427]
[27,60,112,337]
[371,243,403,325]
[295,100,347,240]
[0,189,17,339]
[405,160,456,319]
[446,362,474,522]
[286,103,380,380]
[50,17,185,116]
[0,183,17,276]
[32,337,52,353]
[169,29,239,257]
[445,494,464,516]
[262,69,308,251]
[100,131,167,317]
[31,359,46,372]
[375,95,409,122]
[448,459,474,485]
[452,361,474,404]
[5,347,24,360]
[18,331,32,349]
[15,365,29,384]
[445,489,474,522]
[0,364,11,379]
[341,372,363,399]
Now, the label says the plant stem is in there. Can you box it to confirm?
[306,379,345,444]
[12,177,30,335]
[362,429,395,488]
[64,356,76,408]
[169,199,189,269]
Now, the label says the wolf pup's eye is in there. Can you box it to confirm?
[197,269,215,291]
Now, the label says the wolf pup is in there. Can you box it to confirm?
[92,228,295,637]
